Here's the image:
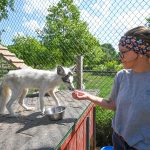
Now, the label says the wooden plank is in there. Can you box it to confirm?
[3,56,24,63]
[0,90,97,150]
[0,46,29,69]
[0,45,7,50]
[0,50,16,56]
[66,133,76,150]
[90,108,94,150]
[59,103,95,150]
[12,63,29,69]
[76,123,84,150]
[83,116,87,150]
[0,55,29,69]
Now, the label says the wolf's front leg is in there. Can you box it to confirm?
[39,91,45,115]
[49,90,60,106]
[18,89,35,111]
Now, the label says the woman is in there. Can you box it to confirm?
[72,26,150,150]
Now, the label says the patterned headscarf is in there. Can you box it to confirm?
[119,36,150,57]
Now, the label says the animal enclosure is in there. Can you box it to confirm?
[0,0,149,148]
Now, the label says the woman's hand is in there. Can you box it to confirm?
[72,90,116,111]
[72,90,90,100]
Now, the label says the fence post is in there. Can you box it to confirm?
[76,55,83,90]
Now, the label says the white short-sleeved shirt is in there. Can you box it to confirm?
[110,69,150,150]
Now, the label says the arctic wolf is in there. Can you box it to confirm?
[0,66,75,116]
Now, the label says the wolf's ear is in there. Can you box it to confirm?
[70,65,76,73]
[57,66,65,76]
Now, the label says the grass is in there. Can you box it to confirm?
[83,72,114,97]
[83,72,115,147]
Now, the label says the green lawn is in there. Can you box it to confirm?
[83,72,115,98]
[83,72,115,147]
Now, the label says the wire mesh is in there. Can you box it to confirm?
[0,0,150,147]
[1,0,149,92]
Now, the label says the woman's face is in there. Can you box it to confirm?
[119,45,138,69]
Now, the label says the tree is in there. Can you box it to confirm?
[101,43,118,62]
[90,43,120,71]
[0,0,14,21]
[38,0,102,68]
[0,29,5,44]
[146,17,150,27]
[8,35,51,69]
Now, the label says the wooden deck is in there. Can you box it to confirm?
[0,90,97,150]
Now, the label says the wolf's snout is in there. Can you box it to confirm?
[68,86,75,91]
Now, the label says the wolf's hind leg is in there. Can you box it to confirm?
[0,85,11,114]
[18,89,34,111]
[6,89,22,116]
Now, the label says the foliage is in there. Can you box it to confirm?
[8,35,51,69]
[101,43,118,62]
[92,43,122,71]
[146,17,150,27]
[103,61,122,71]
[7,0,120,71]
[92,60,122,71]
[96,107,114,147]
[83,72,115,147]
[84,46,106,70]
[0,0,14,21]
[85,43,119,70]
[38,0,102,68]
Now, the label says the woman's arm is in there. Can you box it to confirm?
[72,90,116,111]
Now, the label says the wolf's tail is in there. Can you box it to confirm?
[0,81,11,114]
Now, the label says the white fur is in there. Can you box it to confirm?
[0,66,75,116]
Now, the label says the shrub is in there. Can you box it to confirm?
[96,106,114,147]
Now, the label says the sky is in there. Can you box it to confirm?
[0,0,150,50]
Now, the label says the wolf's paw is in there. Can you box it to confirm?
[41,108,46,116]
[9,113,21,117]
[0,112,5,115]
[26,107,35,111]
[21,104,35,111]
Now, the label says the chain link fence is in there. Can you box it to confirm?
[1,0,149,94]
[0,0,150,147]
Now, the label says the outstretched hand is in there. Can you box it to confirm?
[72,90,90,100]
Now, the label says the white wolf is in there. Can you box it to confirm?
[0,66,75,116]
